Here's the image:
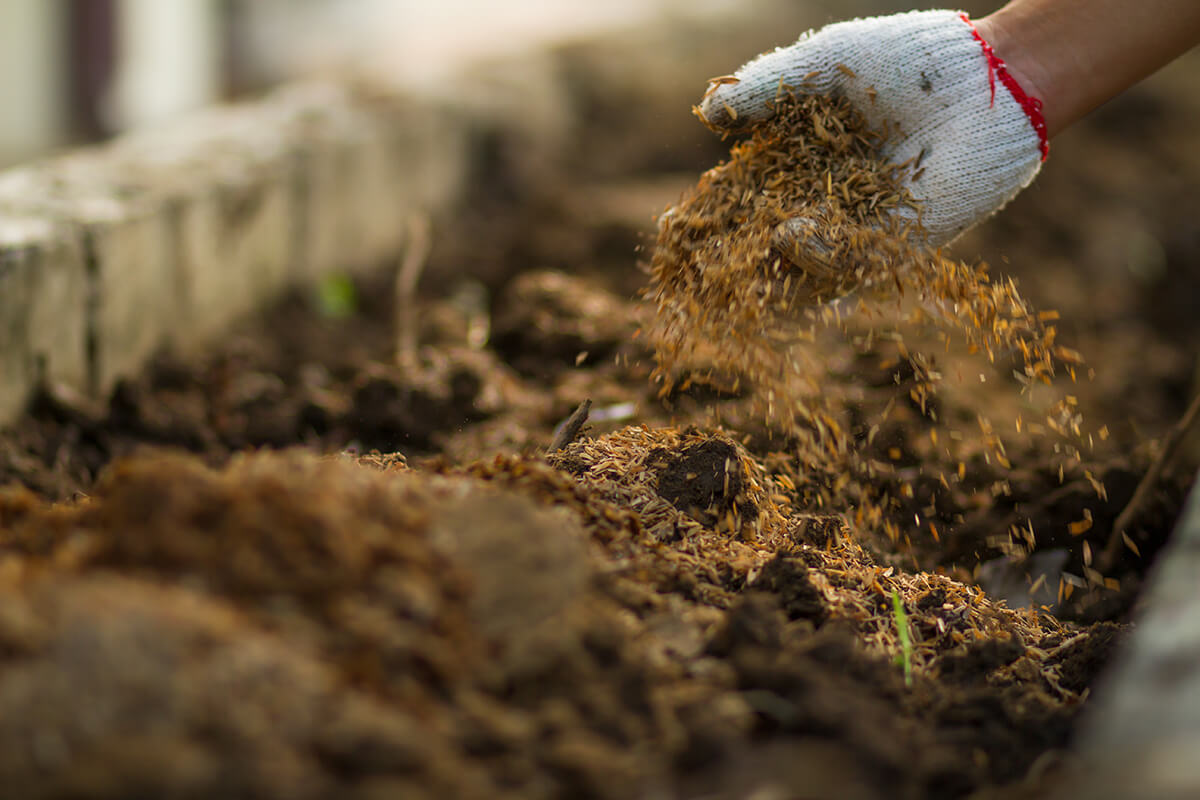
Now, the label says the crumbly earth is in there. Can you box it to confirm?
[0,431,1119,800]
[0,41,1197,800]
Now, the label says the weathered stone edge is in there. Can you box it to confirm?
[0,80,479,423]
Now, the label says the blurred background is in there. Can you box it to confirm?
[0,0,756,167]
[5,0,1021,168]
[1,0,1195,427]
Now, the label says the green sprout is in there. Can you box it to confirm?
[315,274,358,320]
[891,589,913,687]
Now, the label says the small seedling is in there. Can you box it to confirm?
[316,274,358,320]
[891,589,913,687]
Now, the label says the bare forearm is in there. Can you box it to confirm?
[976,0,1200,137]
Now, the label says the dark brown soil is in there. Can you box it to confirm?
[0,40,1197,800]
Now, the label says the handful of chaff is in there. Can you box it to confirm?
[644,90,1078,426]
[651,91,921,319]
[642,89,1094,565]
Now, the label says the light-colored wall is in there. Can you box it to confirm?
[0,0,772,167]
[0,0,224,166]
[0,0,65,167]
[108,0,223,131]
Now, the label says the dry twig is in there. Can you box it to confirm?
[549,399,592,452]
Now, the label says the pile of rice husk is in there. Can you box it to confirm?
[644,90,1103,585]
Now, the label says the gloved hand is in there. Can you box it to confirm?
[698,9,1048,246]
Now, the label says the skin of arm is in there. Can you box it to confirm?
[974,0,1200,138]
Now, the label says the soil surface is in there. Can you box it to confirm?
[0,43,1198,800]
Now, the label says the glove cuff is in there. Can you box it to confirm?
[958,12,1049,161]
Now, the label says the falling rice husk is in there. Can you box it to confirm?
[644,89,1094,560]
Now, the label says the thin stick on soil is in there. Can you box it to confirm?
[396,214,432,369]
[1099,390,1200,572]
[549,399,592,452]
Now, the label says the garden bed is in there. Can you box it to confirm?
[0,22,1197,800]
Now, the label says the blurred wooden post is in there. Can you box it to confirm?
[66,0,118,142]
[1070,477,1200,799]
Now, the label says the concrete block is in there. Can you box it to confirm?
[0,212,87,420]
[15,216,88,393]
[0,221,38,421]
[88,204,175,396]
[266,82,471,280]
[265,83,391,280]
[0,160,171,398]
[406,100,474,231]
[0,83,477,413]
[109,109,304,351]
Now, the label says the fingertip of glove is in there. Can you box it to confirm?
[695,97,731,131]
[697,78,743,131]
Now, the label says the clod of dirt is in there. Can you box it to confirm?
[491,271,638,378]
[549,427,790,543]
[0,575,472,800]
[427,488,590,667]
[788,513,850,548]
[649,437,757,529]
[939,635,1027,683]
[1047,622,1128,694]
[750,554,828,625]
[705,591,787,655]
[349,360,488,452]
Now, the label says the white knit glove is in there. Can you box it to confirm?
[698,9,1048,246]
